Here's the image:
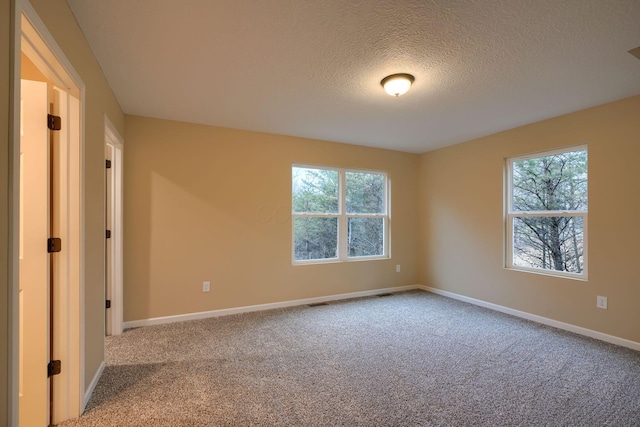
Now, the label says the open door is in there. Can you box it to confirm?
[105,120,124,336]
[105,144,113,335]
[19,79,51,427]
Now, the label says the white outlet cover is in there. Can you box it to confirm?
[596,296,607,309]
[203,281,211,292]
[396,265,401,273]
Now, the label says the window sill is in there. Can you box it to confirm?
[292,255,390,266]
[505,266,588,281]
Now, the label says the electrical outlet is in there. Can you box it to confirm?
[203,281,211,293]
[596,296,607,310]
[396,265,401,273]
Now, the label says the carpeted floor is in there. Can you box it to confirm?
[58,290,640,426]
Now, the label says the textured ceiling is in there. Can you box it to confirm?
[66,0,640,153]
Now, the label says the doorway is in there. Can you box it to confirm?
[16,2,85,424]
[105,118,123,336]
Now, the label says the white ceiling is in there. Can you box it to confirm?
[66,0,640,154]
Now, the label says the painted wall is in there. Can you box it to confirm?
[124,116,420,322]
[26,0,125,392]
[2,1,15,424]
[418,95,640,343]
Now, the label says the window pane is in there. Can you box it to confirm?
[513,216,584,273]
[294,217,338,261]
[346,171,385,214]
[512,150,587,212]
[292,167,339,214]
[348,217,384,257]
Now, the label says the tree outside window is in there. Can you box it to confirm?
[292,166,389,263]
[507,147,587,278]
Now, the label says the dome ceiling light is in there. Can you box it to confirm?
[380,73,415,97]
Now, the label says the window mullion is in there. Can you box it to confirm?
[294,212,339,217]
[339,170,348,261]
[347,213,385,218]
[511,210,587,217]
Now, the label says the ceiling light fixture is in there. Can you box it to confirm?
[381,73,415,97]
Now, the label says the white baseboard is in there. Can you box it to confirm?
[418,285,640,352]
[83,361,105,411]
[123,285,421,329]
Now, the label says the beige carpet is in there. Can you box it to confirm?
[58,290,640,426]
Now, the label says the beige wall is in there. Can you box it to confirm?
[418,95,640,343]
[124,116,420,321]
[2,0,15,423]
[25,0,125,392]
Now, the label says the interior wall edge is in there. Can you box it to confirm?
[82,360,105,413]
[1,0,18,425]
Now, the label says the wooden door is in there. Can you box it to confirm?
[19,79,51,427]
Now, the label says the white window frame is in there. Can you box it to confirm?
[292,164,390,265]
[505,145,588,280]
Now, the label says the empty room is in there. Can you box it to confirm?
[2,0,640,426]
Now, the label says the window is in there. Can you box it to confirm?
[292,165,389,263]
[506,146,587,279]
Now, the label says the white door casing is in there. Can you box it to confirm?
[51,85,82,422]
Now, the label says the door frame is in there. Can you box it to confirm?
[13,0,85,423]
[105,116,123,336]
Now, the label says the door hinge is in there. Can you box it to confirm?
[106,159,112,169]
[106,300,111,309]
[47,360,61,377]
[47,114,62,131]
[47,237,62,253]
[106,230,111,239]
